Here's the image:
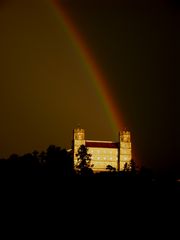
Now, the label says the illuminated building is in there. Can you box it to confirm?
[73,128,132,172]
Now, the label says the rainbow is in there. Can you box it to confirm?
[50,0,125,132]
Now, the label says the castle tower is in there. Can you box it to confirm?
[73,128,85,167]
[119,131,132,170]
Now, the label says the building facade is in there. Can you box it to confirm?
[73,128,132,172]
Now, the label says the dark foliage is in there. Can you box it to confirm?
[0,145,74,179]
[0,145,179,197]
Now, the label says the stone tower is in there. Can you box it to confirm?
[73,128,85,166]
[119,131,132,170]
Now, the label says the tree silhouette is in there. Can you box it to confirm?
[75,144,93,175]
[44,145,74,176]
[129,159,137,174]
[123,159,137,174]
[106,165,116,172]
[123,162,129,172]
[39,151,46,165]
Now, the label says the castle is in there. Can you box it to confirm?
[73,128,132,172]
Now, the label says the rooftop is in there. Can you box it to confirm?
[85,140,119,149]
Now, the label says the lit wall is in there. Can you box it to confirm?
[88,147,118,172]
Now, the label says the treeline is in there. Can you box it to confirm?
[0,144,153,181]
[0,145,74,179]
[0,144,174,183]
[0,144,151,178]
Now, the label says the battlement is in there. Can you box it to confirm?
[120,131,131,143]
[73,128,85,134]
[73,128,85,141]
[120,130,131,135]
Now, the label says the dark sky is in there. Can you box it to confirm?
[0,0,179,173]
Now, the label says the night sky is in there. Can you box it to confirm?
[0,0,179,173]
